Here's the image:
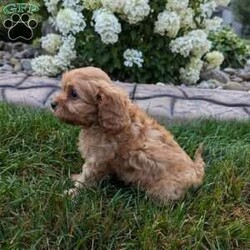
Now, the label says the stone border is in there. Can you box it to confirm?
[0,72,249,121]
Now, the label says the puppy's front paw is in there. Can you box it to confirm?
[64,188,78,197]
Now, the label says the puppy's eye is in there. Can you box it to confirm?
[69,89,78,99]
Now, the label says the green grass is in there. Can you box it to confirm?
[0,102,249,250]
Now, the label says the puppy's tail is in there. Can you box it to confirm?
[193,143,205,185]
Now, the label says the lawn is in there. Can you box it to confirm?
[0,102,249,249]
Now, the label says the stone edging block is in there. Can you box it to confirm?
[0,74,249,122]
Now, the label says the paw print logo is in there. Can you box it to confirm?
[3,13,38,41]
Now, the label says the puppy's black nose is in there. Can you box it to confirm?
[51,101,58,110]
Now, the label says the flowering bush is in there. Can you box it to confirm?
[32,0,231,84]
[209,27,250,68]
[40,33,62,54]
[204,51,224,70]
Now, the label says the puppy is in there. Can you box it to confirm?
[51,67,205,203]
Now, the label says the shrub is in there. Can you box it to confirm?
[32,0,231,84]
[209,27,250,68]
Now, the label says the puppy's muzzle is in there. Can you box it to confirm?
[51,101,58,110]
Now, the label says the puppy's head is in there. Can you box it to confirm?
[52,67,131,132]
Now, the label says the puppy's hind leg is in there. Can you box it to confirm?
[146,178,186,204]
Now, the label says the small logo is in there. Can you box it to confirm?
[2,3,39,41]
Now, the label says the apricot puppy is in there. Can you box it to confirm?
[51,67,205,203]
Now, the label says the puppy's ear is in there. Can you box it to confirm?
[97,85,131,132]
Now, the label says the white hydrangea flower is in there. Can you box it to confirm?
[166,0,189,12]
[31,55,60,76]
[55,8,86,36]
[180,57,203,84]
[205,51,224,69]
[200,1,217,18]
[189,57,204,71]
[215,0,230,7]
[43,0,60,15]
[179,8,195,29]
[203,17,223,33]
[170,36,193,57]
[62,0,80,8]
[83,0,102,10]
[180,67,200,85]
[123,0,150,24]
[40,33,62,54]
[93,9,121,44]
[188,30,212,57]
[170,30,211,57]
[123,49,144,67]
[62,0,83,12]
[154,10,180,38]
[47,16,56,26]
[101,0,126,13]
[32,35,77,76]
[54,35,77,70]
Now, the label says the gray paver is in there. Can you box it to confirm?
[134,97,174,120]
[173,99,249,121]
[20,76,60,88]
[5,87,54,107]
[244,107,250,115]
[0,72,27,87]
[0,73,250,122]
[0,90,3,101]
[135,84,184,99]
[0,72,27,80]
[179,86,250,106]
